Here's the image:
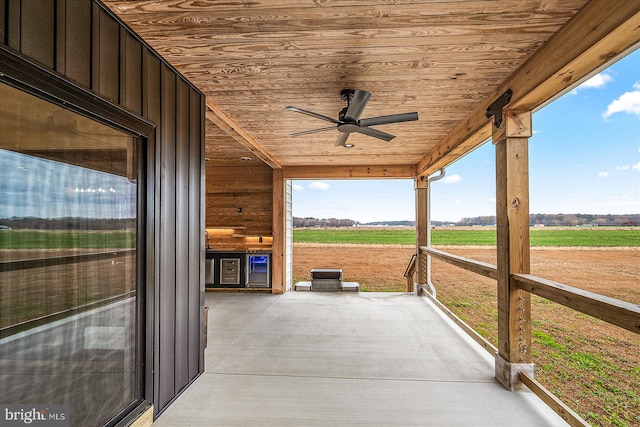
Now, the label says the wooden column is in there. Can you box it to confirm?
[494,110,534,390]
[415,177,429,290]
[272,168,285,294]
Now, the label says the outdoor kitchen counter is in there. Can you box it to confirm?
[206,245,272,252]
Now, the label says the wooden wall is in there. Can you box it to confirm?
[0,0,205,419]
[205,161,274,250]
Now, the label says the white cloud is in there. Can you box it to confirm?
[570,72,613,95]
[292,184,304,192]
[598,171,609,178]
[309,181,330,190]
[443,174,462,184]
[616,165,629,171]
[582,72,613,89]
[632,162,640,171]
[603,82,640,118]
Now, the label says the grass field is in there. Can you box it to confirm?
[294,227,640,247]
[0,230,136,249]
[3,227,637,249]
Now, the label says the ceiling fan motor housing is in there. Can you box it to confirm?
[338,106,349,122]
[340,89,355,102]
[285,88,418,145]
[337,122,360,133]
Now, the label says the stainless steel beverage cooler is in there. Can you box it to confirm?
[245,252,270,288]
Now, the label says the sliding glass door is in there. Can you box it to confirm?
[0,83,144,427]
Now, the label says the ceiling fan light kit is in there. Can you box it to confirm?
[285,89,418,147]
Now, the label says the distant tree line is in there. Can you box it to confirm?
[294,214,640,228]
[293,217,360,228]
[364,220,416,227]
[0,217,136,230]
[457,213,640,227]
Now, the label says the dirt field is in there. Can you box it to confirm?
[1,250,136,329]
[293,243,640,426]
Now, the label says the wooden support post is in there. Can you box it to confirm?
[415,177,429,290]
[494,110,534,390]
[272,169,285,294]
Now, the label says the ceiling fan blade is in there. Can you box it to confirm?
[335,131,350,147]
[285,106,340,124]
[290,126,335,136]
[344,90,371,121]
[355,126,395,142]
[359,112,418,127]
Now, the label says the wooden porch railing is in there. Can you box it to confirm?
[419,246,640,334]
[418,245,639,427]
[403,253,417,292]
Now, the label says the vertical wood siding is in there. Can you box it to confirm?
[174,78,190,393]
[0,2,5,47]
[188,89,204,378]
[57,0,92,87]
[121,30,142,115]
[19,0,55,68]
[0,0,205,418]
[158,64,178,409]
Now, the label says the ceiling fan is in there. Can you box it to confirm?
[285,89,418,147]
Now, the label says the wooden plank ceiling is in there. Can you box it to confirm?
[104,0,596,173]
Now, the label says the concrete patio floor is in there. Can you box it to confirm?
[152,292,567,426]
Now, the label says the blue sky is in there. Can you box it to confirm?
[293,49,640,223]
[0,150,137,219]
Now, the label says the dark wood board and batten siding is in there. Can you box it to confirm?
[1,0,206,418]
[174,76,190,392]
[159,65,178,409]
[189,87,205,378]
[57,0,92,87]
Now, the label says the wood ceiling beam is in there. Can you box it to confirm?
[283,165,417,179]
[417,0,640,177]
[205,97,282,170]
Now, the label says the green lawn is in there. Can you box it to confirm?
[293,227,640,247]
[2,227,638,249]
[0,230,136,249]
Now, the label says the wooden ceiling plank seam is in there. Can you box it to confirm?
[205,97,282,169]
[416,0,640,177]
[107,0,582,13]
[152,40,545,61]
[106,7,583,36]
[107,0,583,14]
[112,20,576,42]
[141,33,555,55]
[107,3,580,19]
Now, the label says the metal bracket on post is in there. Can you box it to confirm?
[485,89,513,129]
